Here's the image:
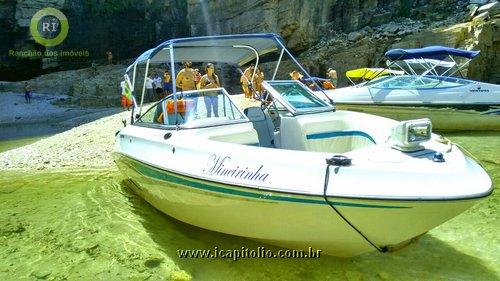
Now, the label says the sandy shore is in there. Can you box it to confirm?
[0,95,258,171]
[0,92,120,126]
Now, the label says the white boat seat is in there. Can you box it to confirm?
[280,115,376,153]
[244,107,275,148]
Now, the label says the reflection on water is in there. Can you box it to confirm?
[0,132,498,280]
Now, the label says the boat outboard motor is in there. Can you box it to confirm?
[390,118,432,152]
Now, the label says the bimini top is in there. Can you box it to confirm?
[126,33,284,72]
[385,46,480,61]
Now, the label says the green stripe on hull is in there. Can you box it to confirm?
[120,155,410,209]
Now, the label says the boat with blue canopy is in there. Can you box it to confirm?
[324,45,500,131]
[113,34,492,257]
[385,45,480,61]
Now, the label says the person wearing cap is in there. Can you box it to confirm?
[326,68,338,88]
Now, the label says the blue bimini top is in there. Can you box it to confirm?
[385,46,480,61]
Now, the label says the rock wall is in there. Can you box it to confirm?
[0,0,188,81]
[187,0,460,51]
[299,5,500,86]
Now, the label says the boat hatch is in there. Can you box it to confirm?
[262,80,334,115]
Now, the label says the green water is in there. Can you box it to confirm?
[0,133,498,280]
[0,135,47,153]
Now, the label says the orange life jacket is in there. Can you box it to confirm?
[157,99,195,123]
[322,80,335,90]
[166,99,191,113]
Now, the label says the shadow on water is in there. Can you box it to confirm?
[119,180,499,281]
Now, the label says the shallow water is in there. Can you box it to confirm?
[0,132,498,280]
[0,135,47,153]
[0,123,65,141]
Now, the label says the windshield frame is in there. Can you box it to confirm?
[366,75,473,90]
[134,87,250,130]
[263,80,334,116]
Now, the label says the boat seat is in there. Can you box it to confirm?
[244,107,275,148]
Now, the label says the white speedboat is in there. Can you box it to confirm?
[325,46,500,131]
[113,34,492,257]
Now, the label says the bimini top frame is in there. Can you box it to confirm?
[384,45,480,79]
[125,33,329,122]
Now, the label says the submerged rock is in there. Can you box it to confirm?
[170,270,192,281]
[31,270,51,279]
[144,257,164,268]
[345,270,364,281]
[0,222,26,236]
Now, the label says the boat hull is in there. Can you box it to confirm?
[335,103,500,131]
[114,153,479,257]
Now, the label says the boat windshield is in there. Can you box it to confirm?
[136,88,247,129]
[263,80,333,115]
[366,75,473,89]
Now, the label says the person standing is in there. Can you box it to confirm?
[24,82,32,103]
[194,68,202,90]
[163,70,172,95]
[253,67,264,99]
[145,74,154,102]
[175,61,196,91]
[106,51,113,65]
[91,60,98,76]
[240,64,254,99]
[326,68,338,88]
[154,74,163,100]
[175,62,198,116]
[199,63,220,118]
[120,76,133,111]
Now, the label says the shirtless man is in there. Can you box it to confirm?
[240,64,254,98]
[175,61,196,91]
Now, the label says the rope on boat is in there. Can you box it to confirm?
[323,156,387,253]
